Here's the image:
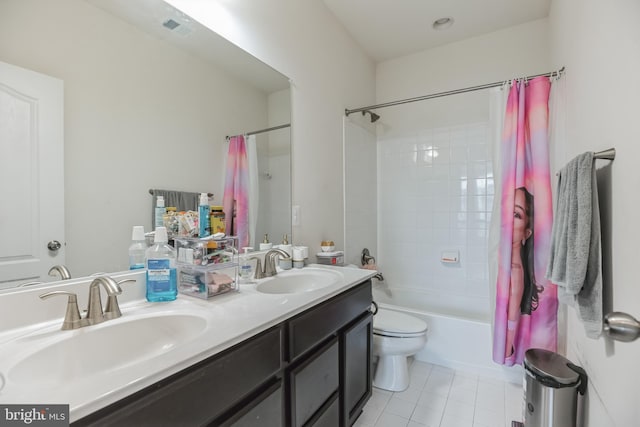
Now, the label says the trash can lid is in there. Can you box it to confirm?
[524,348,580,385]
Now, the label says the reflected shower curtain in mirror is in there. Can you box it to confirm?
[223,135,249,249]
[493,77,558,366]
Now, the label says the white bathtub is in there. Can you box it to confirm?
[373,286,522,383]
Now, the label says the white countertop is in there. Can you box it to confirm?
[0,265,375,422]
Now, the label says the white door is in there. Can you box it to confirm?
[0,61,64,289]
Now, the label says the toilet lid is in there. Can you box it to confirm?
[373,309,428,337]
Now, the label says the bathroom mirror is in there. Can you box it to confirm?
[0,0,291,289]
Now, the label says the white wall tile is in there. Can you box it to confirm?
[377,122,491,316]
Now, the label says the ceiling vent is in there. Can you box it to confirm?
[162,18,193,36]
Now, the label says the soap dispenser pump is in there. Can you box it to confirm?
[280,234,292,254]
[279,234,293,270]
[259,234,272,251]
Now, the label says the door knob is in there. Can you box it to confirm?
[47,240,62,251]
[603,312,640,342]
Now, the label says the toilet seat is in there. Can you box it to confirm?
[373,309,427,338]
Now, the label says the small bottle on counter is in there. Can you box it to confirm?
[240,247,254,283]
[259,234,272,251]
[128,225,147,270]
[145,226,177,302]
[279,234,292,270]
[210,206,225,234]
[154,196,165,230]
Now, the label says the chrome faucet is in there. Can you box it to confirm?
[39,276,135,330]
[263,248,291,277]
[86,276,124,323]
[48,265,72,280]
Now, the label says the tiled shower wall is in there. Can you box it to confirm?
[378,122,494,320]
[344,118,378,267]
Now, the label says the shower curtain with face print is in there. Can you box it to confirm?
[493,77,557,366]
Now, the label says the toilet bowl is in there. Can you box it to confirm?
[372,308,428,392]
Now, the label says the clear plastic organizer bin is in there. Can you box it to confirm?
[174,235,238,299]
[174,236,236,266]
[177,263,238,299]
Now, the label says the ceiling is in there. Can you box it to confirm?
[86,0,290,93]
[322,0,551,62]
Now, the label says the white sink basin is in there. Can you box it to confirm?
[256,268,341,294]
[8,313,207,386]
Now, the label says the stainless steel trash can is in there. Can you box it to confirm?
[523,348,587,427]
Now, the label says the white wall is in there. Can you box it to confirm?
[166,0,377,255]
[549,0,640,425]
[370,20,551,319]
[0,0,271,276]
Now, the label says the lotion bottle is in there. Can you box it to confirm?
[259,234,272,251]
[145,226,177,302]
[279,234,293,270]
[198,193,211,237]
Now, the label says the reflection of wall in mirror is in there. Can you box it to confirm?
[254,90,292,248]
[0,0,289,280]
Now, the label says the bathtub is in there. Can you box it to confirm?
[373,286,523,383]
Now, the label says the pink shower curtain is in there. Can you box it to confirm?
[223,135,249,249]
[493,77,558,366]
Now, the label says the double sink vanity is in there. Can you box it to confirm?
[0,265,375,426]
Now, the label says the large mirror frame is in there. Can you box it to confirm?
[0,0,291,290]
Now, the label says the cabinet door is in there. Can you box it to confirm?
[341,313,373,427]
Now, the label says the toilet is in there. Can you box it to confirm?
[372,308,428,392]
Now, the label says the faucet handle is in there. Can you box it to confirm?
[39,291,82,330]
[105,279,136,318]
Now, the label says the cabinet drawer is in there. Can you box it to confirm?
[288,280,371,361]
[223,380,283,427]
[309,393,339,427]
[74,325,282,426]
[291,338,339,427]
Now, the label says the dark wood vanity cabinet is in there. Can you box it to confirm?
[73,279,372,427]
[286,279,373,426]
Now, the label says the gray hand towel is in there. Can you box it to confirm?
[546,152,603,338]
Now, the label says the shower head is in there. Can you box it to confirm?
[361,110,381,123]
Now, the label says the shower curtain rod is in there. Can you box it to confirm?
[226,123,290,140]
[345,67,565,116]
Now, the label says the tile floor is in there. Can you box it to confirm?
[355,360,524,427]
